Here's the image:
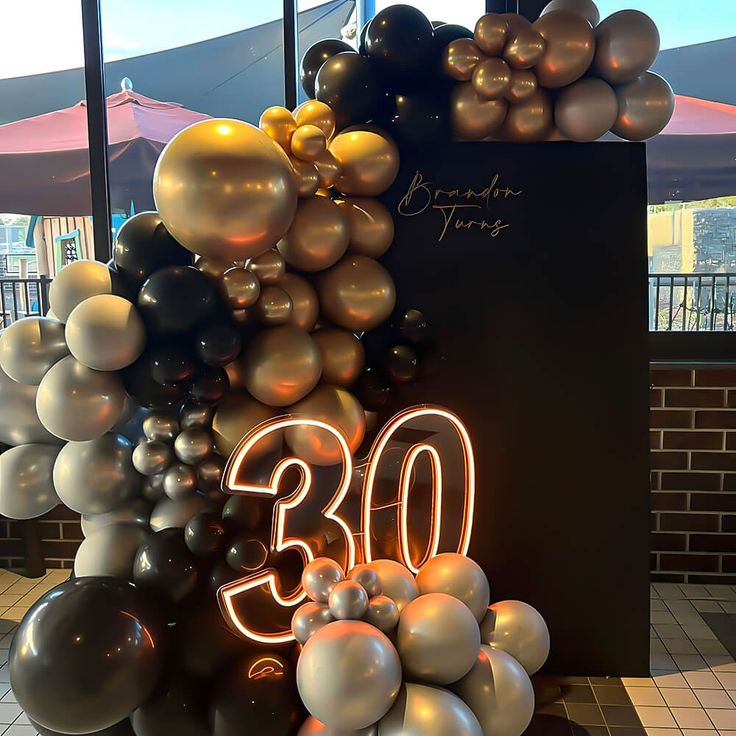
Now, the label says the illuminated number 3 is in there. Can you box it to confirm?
[219,405,475,643]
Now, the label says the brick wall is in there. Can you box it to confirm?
[651,365,736,584]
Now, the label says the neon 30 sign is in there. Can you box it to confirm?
[219,405,475,644]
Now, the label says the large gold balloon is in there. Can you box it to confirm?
[49,260,113,322]
[259,106,297,150]
[474,13,508,56]
[443,38,483,81]
[294,100,337,141]
[472,58,511,100]
[505,69,538,103]
[330,131,400,197]
[286,385,365,466]
[221,267,261,310]
[451,82,508,140]
[241,326,322,406]
[317,255,396,332]
[541,0,600,27]
[555,77,618,142]
[290,157,321,198]
[247,249,285,283]
[532,10,595,88]
[255,285,293,326]
[291,124,328,162]
[338,198,394,259]
[0,317,68,385]
[504,28,546,70]
[153,118,298,261]
[212,392,277,457]
[594,9,660,84]
[500,89,553,142]
[313,329,365,388]
[612,72,674,141]
[277,198,350,272]
[279,272,320,331]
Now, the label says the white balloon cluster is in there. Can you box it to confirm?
[293,553,550,736]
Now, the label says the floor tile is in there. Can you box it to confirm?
[635,707,678,727]
[720,603,736,615]
[653,612,678,625]
[653,641,669,654]
[655,584,687,599]
[628,689,667,706]
[4,725,38,735]
[623,678,657,688]
[661,689,702,708]
[644,729,683,736]
[685,627,719,642]
[718,675,736,690]
[696,641,730,657]
[602,706,644,727]
[707,658,736,673]
[668,601,698,614]
[695,601,724,613]
[653,653,679,670]
[708,711,736,730]
[682,585,711,598]
[652,600,668,612]
[706,587,736,600]
[684,672,723,690]
[657,625,688,639]
[566,703,606,726]
[596,687,633,706]
[652,672,689,688]
[682,731,717,736]
[696,690,736,709]
[671,708,714,729]
[0,702,21,724]
[666,640,700,655]
[675,655,709,672]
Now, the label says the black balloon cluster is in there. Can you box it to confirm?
[301,5,472,146]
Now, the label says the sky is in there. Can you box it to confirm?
[0,0,735,80]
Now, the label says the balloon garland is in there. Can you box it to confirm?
[0,1,671,734]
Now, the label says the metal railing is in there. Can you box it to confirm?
[0,277,51,327]
[650,273,736,331]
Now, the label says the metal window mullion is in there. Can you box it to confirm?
[283,0,298,110]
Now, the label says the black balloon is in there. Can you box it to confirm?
[131,671,209,736]
[432,23,473,48]
[222,495,269,532]
[197,453,226,492]
[390,92,449,146]
[398,308,430,345]
[114,212,193,287]
[209,560,243,594]
[354,365,391,410]
[184,511,228,557]
[211,653,304,736]
[133,528,199,603]
[358,19,371,54]
[385,344,419,382]
[365,5,435,88]
[105,259,138,302]
[190,366,229,404]
[138,266,221,335]
[32,717,135,736]
[195,324,242,367]
[9,578,165,735]
[226,536,269,574]
[150,343,199,385]
[315,52,388,130]
[123,352,188,409]
[300,38,354,98]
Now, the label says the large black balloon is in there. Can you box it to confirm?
[315,52,388,130]
[123,351,188,409]
[300,38,354,99]
[398,308,430,345]
[384,344,419,383]
[184,511,228,557]
[131,671,209,736]
[32,717,135,736]
[354,365,391,411]
[189,366,229,404]
[133,528,199,603]
[195,324,242,367]
[390,92,449,146]
[10,577,166,735]
[211,652,304,736]
[365,5,435,89]
[138,266,221,335]
[114,212,193,287]
[150,342,199,385]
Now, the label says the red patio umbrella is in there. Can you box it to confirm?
[0,86,210,216]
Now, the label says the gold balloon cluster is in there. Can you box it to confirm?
[445,0,674,143]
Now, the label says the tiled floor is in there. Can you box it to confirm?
[5,571,736,735]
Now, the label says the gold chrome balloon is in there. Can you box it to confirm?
[472,58,512,100]
[338,198,395,258]
[330,131,400,197]
[533,10,595,88]
[220,267,261,310]
[452,82,508,140]
[474,13,508,56]
[212,392,277,458]
[153,119,298,261]
[501,89,553,142]
[259,106,297,150]
[223,359,246,391]
[503,28,546,69]
[277,197,350,273]
[541,0,601,27]
[246,249,285,283]
[294,100,337,141]
[366,559,419,613]
[0,317,68,385]
[291,124,327,162]
[313,328,365,387]
[443,38,483,81]
[255,285,293,326]
[317,255,396,332]
[501,12,532,35]
[241,326,322,406]
[279,272,320,331]
[290,157,320,198]
[314,150,342,189]
[505,69,538,103]
[195,256,234,280]
[612,71,674,141]
[555,77,618,142]
[594,9,660,84]
[286,385,366,466]
[49,260,113,322]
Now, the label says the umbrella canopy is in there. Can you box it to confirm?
[0,89,210,215]
[647,94,736,204]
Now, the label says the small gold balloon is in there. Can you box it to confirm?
[330,131,400,197]
[504,28,546,69]
[221,267,261,310]
[474,13,508,56]
[294,100,337,141]
[313,328,365,388]
[314,150,342,189]
[153,119,298,261]
[451,82,508,140]
[612,71,675,141]
[230,308,255,327]
[212,392,277,457]
[286,385,366,466]
[290,157,320,198]
[259,106,297,150]
[505,69,538,103]
[246,250,285,283]
[317,255,396,332]
[501,12,532,35]
[241,326,322,406]
[291,124,328,162]
[472,57,512,100]
[337,198,395,258]
[443,38,483,81]
[279,272,320,331]
[195,256,234,280]
[255,285,293,326]
[277,197,349,273]
[533,10,595,88]
[501,89,553,142]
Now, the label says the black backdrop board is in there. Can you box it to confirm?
[379,142,651,676]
